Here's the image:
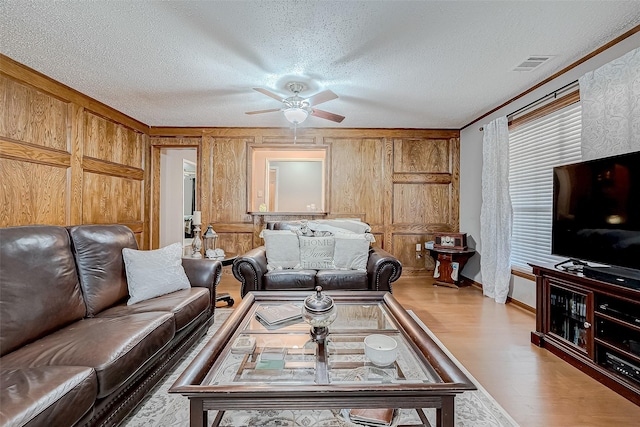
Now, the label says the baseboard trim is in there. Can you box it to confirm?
[401,270,432,277]
[461,275,535,314]
[508,297,535,314]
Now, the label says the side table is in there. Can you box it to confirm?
[184,253,237,306]
[428,248,476,289]
[215,252,237,306]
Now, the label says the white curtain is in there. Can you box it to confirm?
[480,116,512,304]
[579,47,640,160]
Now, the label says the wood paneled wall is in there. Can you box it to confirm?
[0,55,150,247]
[1,55,460,273]
[149,128,460,275]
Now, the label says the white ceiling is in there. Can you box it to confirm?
[2,1,639,129]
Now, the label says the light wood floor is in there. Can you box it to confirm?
[216,272,640,427]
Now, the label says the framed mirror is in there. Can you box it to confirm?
[249,145,328,213]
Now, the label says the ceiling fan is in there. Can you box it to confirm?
[245,82,345,124]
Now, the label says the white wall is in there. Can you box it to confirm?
[459,32,640,308]
[160,148,197,248]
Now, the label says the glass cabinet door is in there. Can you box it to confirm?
[546,279,593,355]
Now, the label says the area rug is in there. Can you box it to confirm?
[122,309,520,426]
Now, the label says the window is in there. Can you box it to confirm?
[508,99,582,270]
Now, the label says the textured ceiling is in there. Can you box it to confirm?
[2,1,639,129]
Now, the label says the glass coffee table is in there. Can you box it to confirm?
[170,291,475,427]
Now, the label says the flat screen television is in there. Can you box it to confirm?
[552,151,640,271]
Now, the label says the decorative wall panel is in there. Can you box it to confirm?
[393,183,451,224]
[211,137,251,224]
[328,137,385,225]
[393,138,450,173]
[84,112,143,167]
[0,75,68,150]
[82,172,142,224]
[0,158,68,226]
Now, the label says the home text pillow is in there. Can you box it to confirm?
[333,233,374,270]
[122,242,191,305]
[299,235,335,269]
[261,229,301,271]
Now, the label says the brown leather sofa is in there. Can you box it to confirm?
[0,224,222,427]
[232,221,402,297]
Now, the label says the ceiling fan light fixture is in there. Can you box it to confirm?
[283,107,309,124]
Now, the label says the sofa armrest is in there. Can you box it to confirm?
[232,246,267,297]
[181,258,222,309]
[367,246,403,292]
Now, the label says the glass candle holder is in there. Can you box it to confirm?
[302,286,337,342]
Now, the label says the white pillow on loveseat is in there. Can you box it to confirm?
[308,219,372,234]
[122,242,191,305]
[261,229,301,271]
[333,232,373,270]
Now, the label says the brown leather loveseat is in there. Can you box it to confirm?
[0,224,222,427]
[233,220,402,297]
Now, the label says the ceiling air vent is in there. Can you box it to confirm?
[512,56,553,72]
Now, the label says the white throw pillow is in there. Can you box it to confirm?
[122,243,191,305]
[299,235,335,269]
[333,233,373,270]
[308,219,372,234]
[261,229,301,271]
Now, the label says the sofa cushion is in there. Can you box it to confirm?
[0,312,175,399]
[315,269,368,290]
[0,367,97,427]
[68,225,138,316]
[122,243,191,305]
[263,270,317,290]
[97,287,209,331]
[261,229,301,270]
[299,235,335,269]
[0,226,86,357]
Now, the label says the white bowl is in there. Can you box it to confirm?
[364,334,398,367]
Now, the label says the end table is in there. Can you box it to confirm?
[215,252,237,306]
[428,248,476,288]
[184,252,237,306]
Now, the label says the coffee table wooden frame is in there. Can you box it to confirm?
[170,291,475,427]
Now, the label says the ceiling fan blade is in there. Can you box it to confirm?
[306,90,338,106]
[253,87,284,102]
[245,108,281,115]
[311,108,345,123]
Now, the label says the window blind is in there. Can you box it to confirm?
[509,102,582,270]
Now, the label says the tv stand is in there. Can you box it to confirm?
[531,263,640,406]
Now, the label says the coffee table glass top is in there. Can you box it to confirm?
[203,301,442,386]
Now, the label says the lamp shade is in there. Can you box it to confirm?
[283,107,309,124]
